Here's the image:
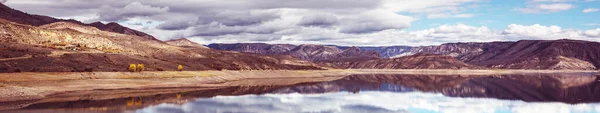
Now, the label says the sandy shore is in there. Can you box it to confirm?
[0,69,597,108]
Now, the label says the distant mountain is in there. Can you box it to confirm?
[320,53,482,69]
[209,43,479,69]
[208,43,379,61]
[0,3,156,40]
[337,46,413,58]
[209,39,600,70]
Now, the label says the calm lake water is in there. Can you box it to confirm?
[5,73,600,113]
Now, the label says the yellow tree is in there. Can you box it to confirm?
[177,64,183,71]
[137,64,145,72]
[129,64,137,72]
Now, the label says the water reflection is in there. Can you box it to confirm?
[138,92,600,113]
[3,73,600,112]
[272,74,600,103]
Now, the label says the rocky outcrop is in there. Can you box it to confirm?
[0,3,155,40]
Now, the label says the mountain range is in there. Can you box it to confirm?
[1,2,599,72]
[209,39,600,70]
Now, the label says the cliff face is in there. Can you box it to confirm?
[0,3,155,40]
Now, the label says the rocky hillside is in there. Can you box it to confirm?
[0,18,323,72]
[320,53,481,69]
[338,46,413,58]
[210,39,600,70]
[461,40,600,70]
[208,43,379,61]
[0,3,155,40]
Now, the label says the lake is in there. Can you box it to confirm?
[4,73,600,113]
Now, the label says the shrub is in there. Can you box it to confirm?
[129,64,137,72]
[137,64,145,72]
[177,64,183,71]
[156,67,164,71]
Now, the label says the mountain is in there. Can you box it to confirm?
[0,18,323,72]
[320,53,481,69]
[0,3,155,40]
[337,46,413,58]
[209,39,600,70]
[208,43,379,61]
[459,40,600,70]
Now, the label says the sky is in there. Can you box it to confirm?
[3,0,600,46]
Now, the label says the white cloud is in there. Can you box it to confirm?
[583,8,599,13]
[503,24,562,37]
[184,23,600,46]
[339,10,414,34]
[516,3,574,13]
[584,29,600,37]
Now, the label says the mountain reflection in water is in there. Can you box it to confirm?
[3,73,600,112]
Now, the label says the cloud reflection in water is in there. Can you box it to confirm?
[136,91,600,113]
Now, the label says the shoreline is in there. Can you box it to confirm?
[0,69,598,110]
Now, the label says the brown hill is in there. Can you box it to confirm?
[0,3,155,40]
[0,19,323,72]
[459,40,600,70]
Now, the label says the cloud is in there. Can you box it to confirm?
[298,13,339,28]
[180,23,600,46]
[0,0,7,3]
[516,3,574,13]
[584,29,600,37]
[339,10,414,34]
[98,2,169,21]
[583,8,599,13]
[503,24,562,37]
